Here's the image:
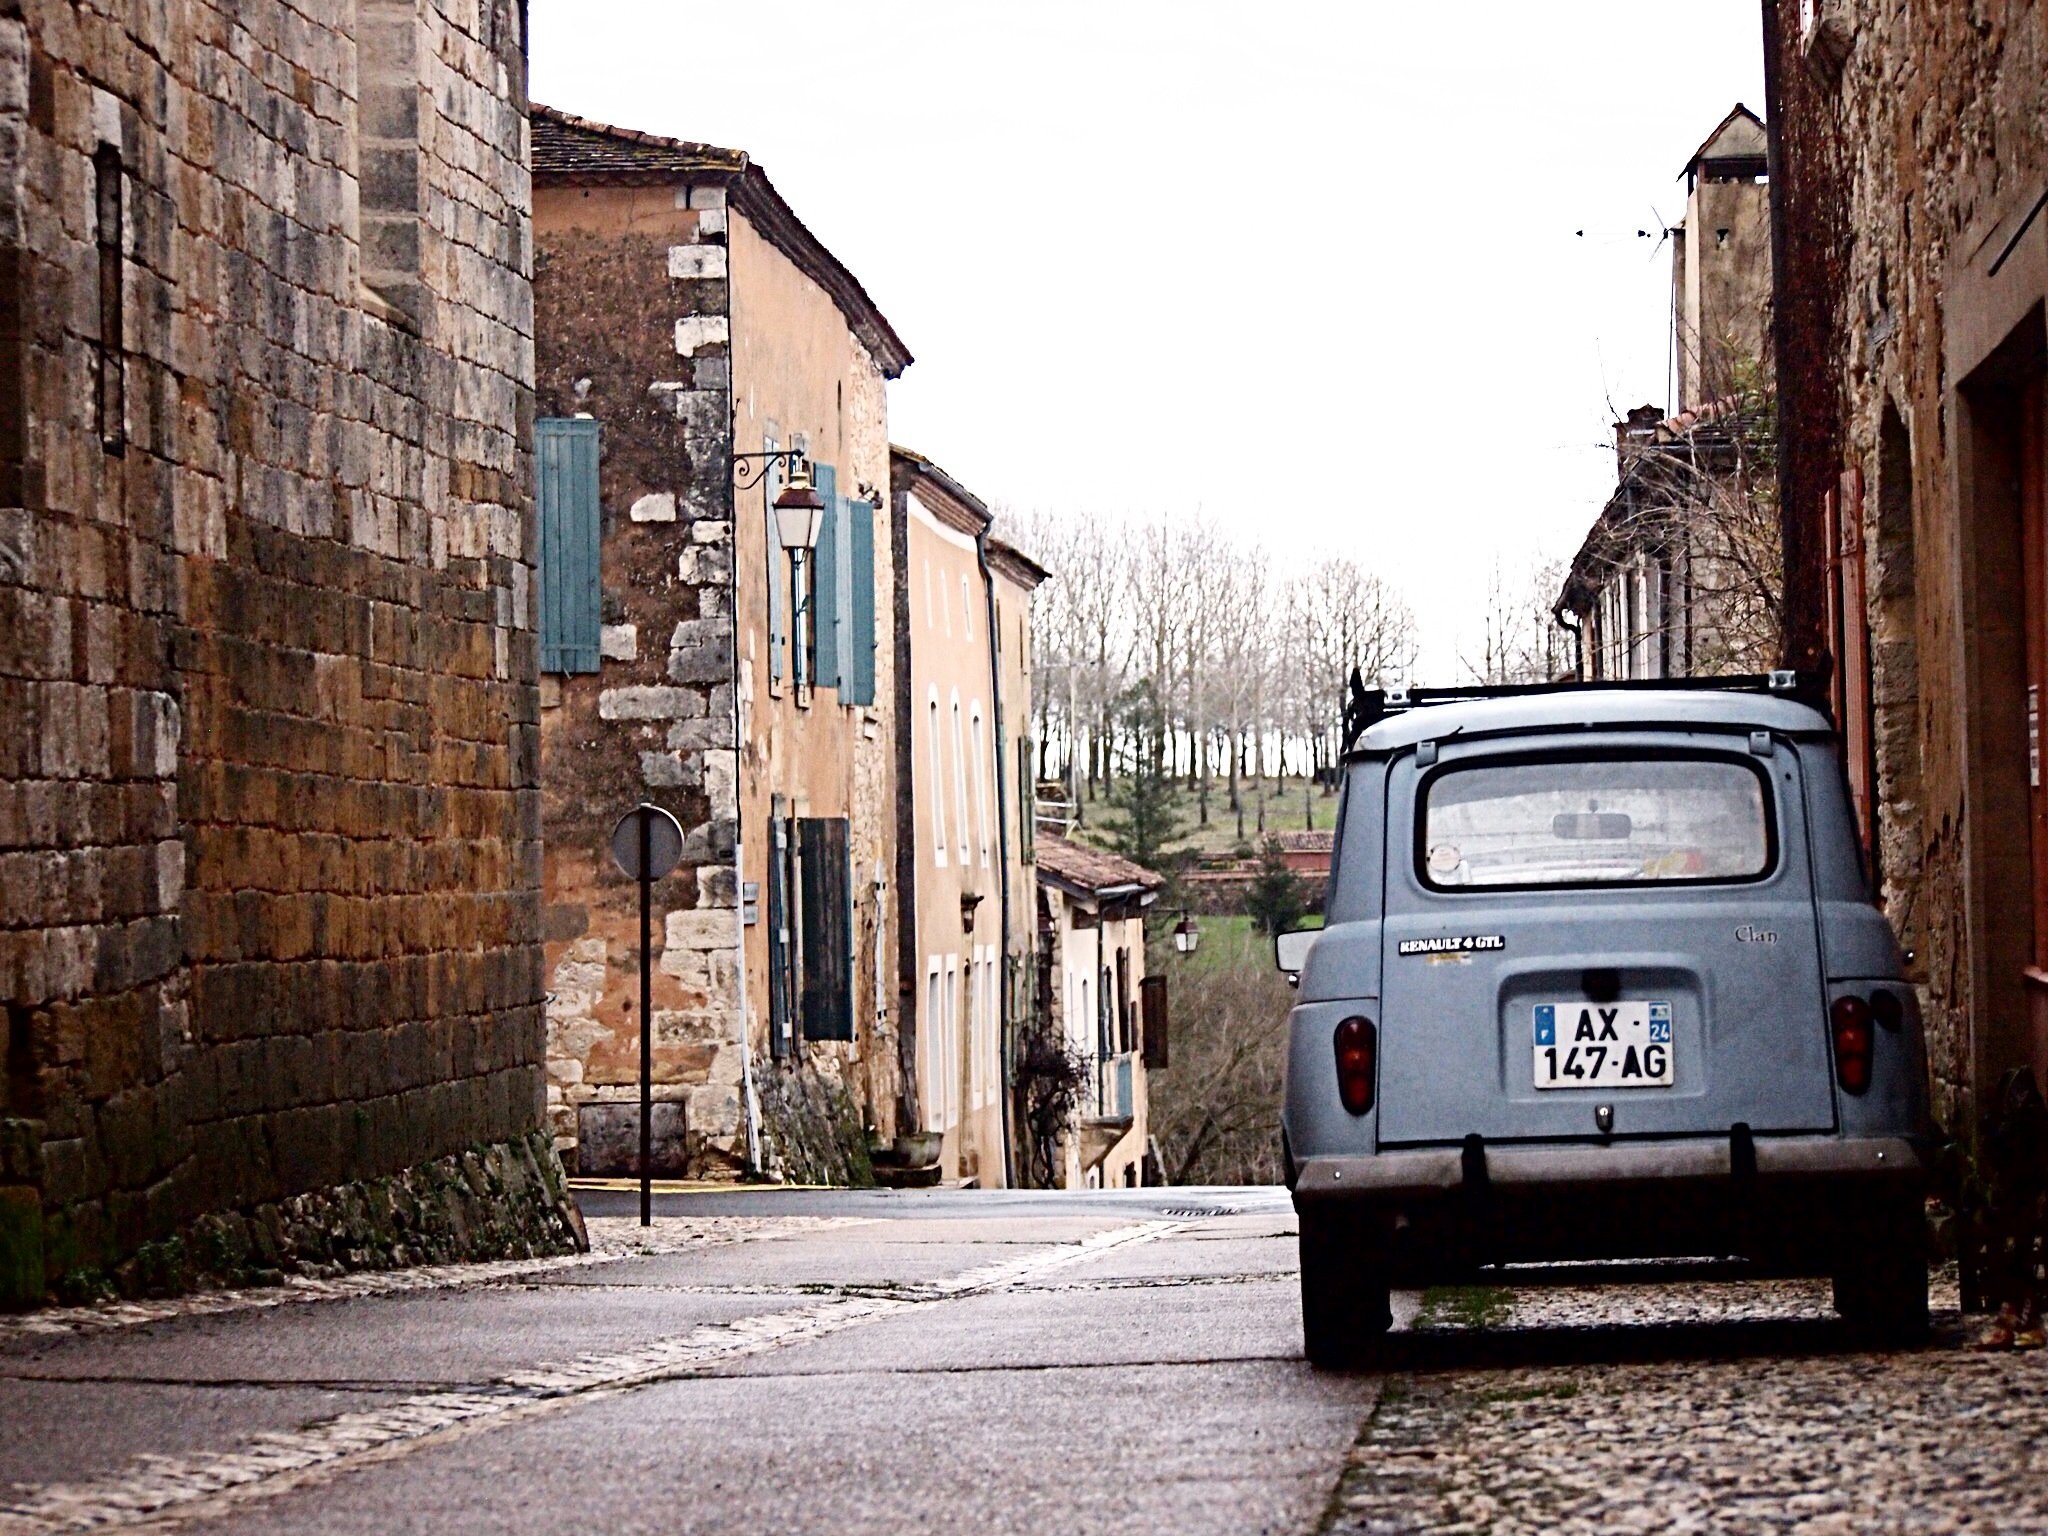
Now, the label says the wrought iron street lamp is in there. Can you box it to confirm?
[772,462,826,553]
[1172,911,1200,955]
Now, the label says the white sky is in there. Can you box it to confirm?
[529,2,1766,679]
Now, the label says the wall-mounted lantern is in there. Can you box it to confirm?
[772,461,826,553]
[1171,911,1200,955]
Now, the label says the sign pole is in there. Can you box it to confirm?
[639,809,653,1228]
[609,803,682,1231]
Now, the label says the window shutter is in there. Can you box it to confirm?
[812,463,841,687]
[1141,974,1169,1069]
[1018,736,1035,859]
[767,450,787,686]
[536,418,601,673]
[845,500,876,706]
[798,816,854,1040]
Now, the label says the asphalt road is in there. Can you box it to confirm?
[0,1187,2036,1534]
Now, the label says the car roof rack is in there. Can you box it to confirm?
[1340,669,1832,756]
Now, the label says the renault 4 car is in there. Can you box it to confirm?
[1276,676,1931,1368]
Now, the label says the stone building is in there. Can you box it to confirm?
[529,109,912,1179]
[1764,0,2048,1136]
[1559,108,1780,682]
[0,0,577,1304]
[887,447,1047,1186]
[1033,835,1164,1189]
[1674,105,1774,410]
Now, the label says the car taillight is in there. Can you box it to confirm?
[1334,1016,1376,1115]
[1831,995,1873,1095]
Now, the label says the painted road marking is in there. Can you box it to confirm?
[0,1220,1182,1534]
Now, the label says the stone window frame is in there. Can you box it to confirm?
[92,140,124,456]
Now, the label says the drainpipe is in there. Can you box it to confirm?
[1554,604,1584,682]
[976,526,1017,1187]
[724,297,762,1177]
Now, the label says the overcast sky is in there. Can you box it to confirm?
[530,3,1767,679]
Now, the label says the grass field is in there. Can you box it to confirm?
[1165,912,1322,976]
[1062,775,1339,859]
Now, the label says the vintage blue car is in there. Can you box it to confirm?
[1276,676,1931,1368]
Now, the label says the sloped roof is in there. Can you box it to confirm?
[1682,103,1768,178]
[530,106,913,379]
[1556,393,1765,615]
[1035,835,1165,899]
[531,108,744,178]
[1271,830,1334,854]
[889,446,1051,587]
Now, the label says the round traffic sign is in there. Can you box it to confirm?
[610,803,685,882]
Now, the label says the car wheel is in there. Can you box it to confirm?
[1832,1200,1930,1344]
[1299,1206,1392,1370]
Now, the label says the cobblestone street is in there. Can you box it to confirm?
[1334,1272,2048,1535]
[2,1191,2043,1534]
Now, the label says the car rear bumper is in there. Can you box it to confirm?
[1293,1135,1926,1279]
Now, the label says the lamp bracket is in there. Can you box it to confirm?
[731,449,807,493]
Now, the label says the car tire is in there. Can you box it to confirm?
[1299,1207,1392,1370]
[1832,1200,1929,1344]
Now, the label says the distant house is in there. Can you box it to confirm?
[1033,836,1166,1189]
[888,447,1048,1187]
[1271,830,1334,878]
[1557,106,1779,681]
[529,108,913,1180]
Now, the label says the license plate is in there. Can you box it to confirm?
[1532,1002,1673,1089]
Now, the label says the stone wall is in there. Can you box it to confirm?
[0,0,561,1303]
[1773,0,2048,1134]
[532,180,746,1177]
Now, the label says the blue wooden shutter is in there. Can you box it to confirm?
[797,816,854,1040]
[537,418,601,673]
[812,462,841,687]
[845,500,876,706]
[767,451,787,684]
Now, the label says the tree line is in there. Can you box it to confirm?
[997,509,1418,831]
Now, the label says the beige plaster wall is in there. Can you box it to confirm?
[728,208,900,1143]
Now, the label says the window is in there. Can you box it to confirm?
[971,705,991,868]
[951,693,970,865]
[923,960,944,1132]
[1018,736,1036,861]
[1141,974,1169,1069]
[357,0,425,328]
[536,418,601,673]
[767,806,794,1060]
[92,143,124,455]
[942,954,960,1130]
[928,689,946,866]
[797,816,853,1040]
[1420,756,1774,890]
[961,573,973,641]
[968,950,984,1110]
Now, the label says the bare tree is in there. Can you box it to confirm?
[1464,558,1572,685]
[1570,361,1783,677]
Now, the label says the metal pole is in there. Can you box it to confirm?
[639,808,653,1228]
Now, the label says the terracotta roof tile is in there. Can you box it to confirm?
[1035,835,1164,896]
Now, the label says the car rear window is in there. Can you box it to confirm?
[1419,756,1772,889]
